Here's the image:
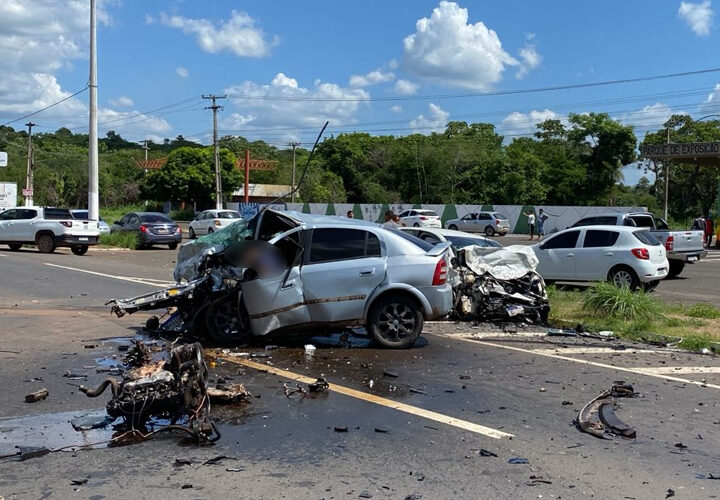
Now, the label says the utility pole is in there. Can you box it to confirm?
[88,0,99,220]
[289,142,300,202]
[202,94,226,210]
[664,126,670,221]
[140,139,149,160]
[24,122,36,206]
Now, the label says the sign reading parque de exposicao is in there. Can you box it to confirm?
[640,141,720,159]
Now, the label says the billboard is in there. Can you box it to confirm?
[0,182,17,211]
[640,141,720,159]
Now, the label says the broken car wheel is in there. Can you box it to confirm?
[367,294,423,349]
[71,245,88,256]
[36,234,56,254]
[205,292,250,344]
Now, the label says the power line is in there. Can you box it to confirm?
[0,86,88,127]
[227,67,720,102]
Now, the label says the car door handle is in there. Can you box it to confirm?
[605,252,613,256]
[359,269,375,277]
[566,253,574,257]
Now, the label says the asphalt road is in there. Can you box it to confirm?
[1,247,720,499]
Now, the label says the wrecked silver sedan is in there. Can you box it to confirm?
[109,210,453,348]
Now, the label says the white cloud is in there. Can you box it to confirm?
[699,83,720,113]
[109,96,133,107]
[402,1,518,90]
[349,69,395,88]
[160,10,276,58]
[388,59,399,70]
[394,79,419,95]
[223,72,370,132]
[390,105,403,114]
[516,43,541,79]
[145,13,155,25]
[499,109,561,137]
[678,1,714,36]
[617,103,677,128]
[176,66,189,78]
[409,103,449,132]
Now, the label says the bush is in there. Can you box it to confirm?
[169,207,196,221]
[99,231,139,249]
[582,282,662,321]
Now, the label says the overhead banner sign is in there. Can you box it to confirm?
[640,141,720,159]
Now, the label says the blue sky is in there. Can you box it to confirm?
[1,1,719,185]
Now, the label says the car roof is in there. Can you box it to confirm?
[402,227,487,239]
[556,224,643,234]
[272,210,382,230]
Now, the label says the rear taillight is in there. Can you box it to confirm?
[665,235,674,251]
[432,258,448,285]
[214,219,221,226]
[631,248,649,260]
[59,221,72,228]
[420,216,427,220]
[140,224,148,233]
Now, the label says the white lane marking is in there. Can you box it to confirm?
[531,347,666,355]
[629,366,720,375]
[432,334,720,390]
[441,331,547,339]
[0,253,6,257]
[43,263,175,287]
[217,355,514,440]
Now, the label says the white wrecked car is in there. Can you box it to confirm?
[109,210,453,348]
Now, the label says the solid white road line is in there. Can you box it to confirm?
[531,347,666,355]
[432,334,720,390]
[216,354,514,440]
[43,263,175,288]
[629,366,720,375]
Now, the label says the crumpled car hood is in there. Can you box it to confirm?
[461,245,539,280]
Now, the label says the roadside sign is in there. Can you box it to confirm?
[22,188,33,196]
[0,182,17,210]
[0,152,7,167]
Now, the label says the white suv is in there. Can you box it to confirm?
[0,207,100,255]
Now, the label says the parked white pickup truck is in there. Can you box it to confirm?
[572,211,705,278]
[0,206,100,255]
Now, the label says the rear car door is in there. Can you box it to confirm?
[575,229,620,280]
[301,228,386,323]
[241,228,311,335]
[535,230,580,280]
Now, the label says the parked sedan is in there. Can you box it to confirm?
[400,227,502,252]
[188,209,242,238]
[398,209,441,228]
[111,212,182,249]
[445,211,509,236]
[532,225,668,290]
[71,210,110,234]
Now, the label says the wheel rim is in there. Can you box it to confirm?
[449,225,457,230]
[208,296,240,340]
[375,302,416,342]
[612,270,633,287]
[485,227,493,236]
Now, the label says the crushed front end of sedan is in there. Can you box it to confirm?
[450,245,549,324]
[108,209,454,348]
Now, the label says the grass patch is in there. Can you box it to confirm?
[169,207,195,221]
[99,231,138,249]
[548,284,720,352]
[582,282,662,321]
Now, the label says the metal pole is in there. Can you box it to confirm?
[88,0,99,220]
[664,126,670,221]
[244,149,250,203]
[25,122,35,206]
[289,142,299,202]
[202,94,226,210]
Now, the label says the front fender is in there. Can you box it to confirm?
[363,283,433,320]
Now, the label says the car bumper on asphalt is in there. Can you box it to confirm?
[54,235,99,246]
[670,250,707,262]
[142,233,183,244]
[417,283,453,319]
[638,265,669,282]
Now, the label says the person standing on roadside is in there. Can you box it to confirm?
[382,210,402,228]
[705,215,714,247]
[524,210,536,240]
[537,208,549,240]
[346,210,354,219]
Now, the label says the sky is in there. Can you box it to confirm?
[1,0,720,185]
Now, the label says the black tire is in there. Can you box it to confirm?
[71,245,88,256]
[484,226,494,236]
[448,224,458,230]
[608,265,640,290]
[208,227,214,234]
[145,316,160,332]
[189,227,196,239]
[367,294,423,349]
[642,280,659,291]
[668,260,685,279]
[205,292,250,344]
[8,243,21,251]
[36,234,55,254]
[168,242,178,250]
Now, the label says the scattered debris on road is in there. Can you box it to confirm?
[577,382,637,439]
[451,245,549,324]
[24,388,48,403]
